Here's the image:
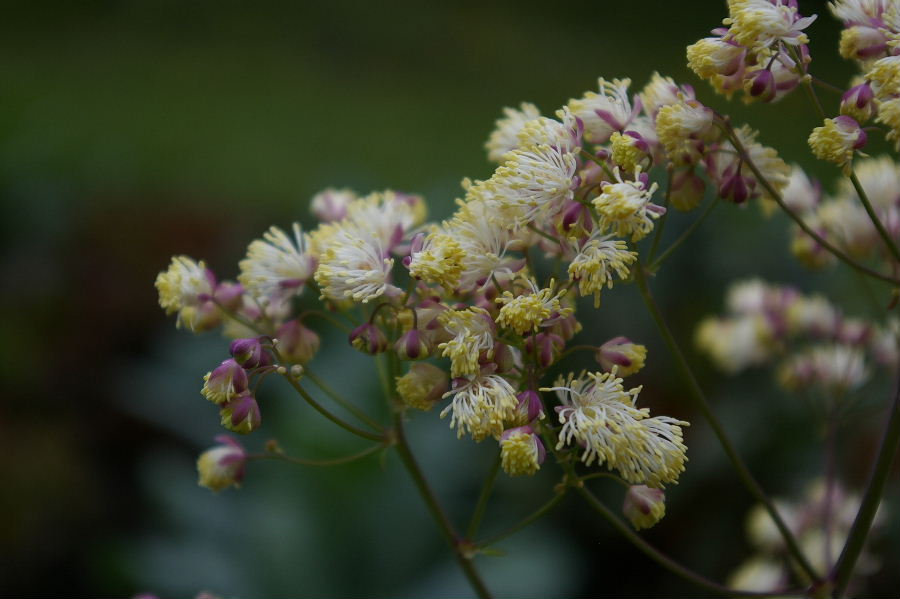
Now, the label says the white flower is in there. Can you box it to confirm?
[544,370,688,487]
[567,233,637,307]
[696,315,772,373]
[310,188,357,222]
[485,102,541,163]
[568,78,637,143]
[155,255,214,314]
[593,168,664,241]
[441,374,518,440]
[725,0,817,51]
[782,165,820,213]
[438,307,495,378]
[314,220,399,303]
[239,223,316,300]
[447,199,521,291]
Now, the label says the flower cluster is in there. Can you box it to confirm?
[729,479,887,592]
[696,278,897,395]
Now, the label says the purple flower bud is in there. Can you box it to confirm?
[276,320,321,364]
[596,336,647,376]
[499,425,546,476]
[214,282,244,311]
[746,69,776,103]
[719,172,752,204]
[219,392,261,434]
[516,390,545,422]
[349,322,388,354]
[201,358,249,405]
[180,301,222,333]
[669,169,706,211]
[559,200,594,237]
[394,329,431,360]
[229,337,270,368]
[841,82,875,122]
[197,435,247,491]
[525,332,564,368]
[491,342,517,373]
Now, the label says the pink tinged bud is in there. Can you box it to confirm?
[491,342,517,373]
[623,485,666,530]
[181,301,222,332]
[841,83,875,121]
[499,425,546,476]
[276,320,321,364]
[560,200,594,236]
[202,358,249,405]
[229,337,270,368]
[349,322,388,354]
[835,115,868,150]
[219,392,261,434]
[719,173,751,204]
[394,329,431,360]
[525,332,564,368]
[516,390,545,422]
[214,282,244,311]
[747,69,776,103]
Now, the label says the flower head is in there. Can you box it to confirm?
[438,307,495,378]
[544,370,689,487]
[568,78,637,143]
[407,230,466,290]
[201,359,249,405]
[499,425,546,476]
[808,116,867,168]
[155,256,216,329]
[396,363,448,411]
[485,102,541,163]
[724,0,817,52]
[567,233,637,307]
[593,168,664,241]
[496,277,571,335]
[310,188,358,222]
[623,485,666,530]
[239,224,316,301]
[596,336,648,376]
[441,373,518,440]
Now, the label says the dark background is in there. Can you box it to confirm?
[2,1,898,596]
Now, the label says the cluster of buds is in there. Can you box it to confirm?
[687,0,816,104]
[729,478,887,592]
[696,278,896,395]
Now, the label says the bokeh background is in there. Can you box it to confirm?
[3,1,899,596]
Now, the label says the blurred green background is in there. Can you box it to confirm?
[2,1,898,596]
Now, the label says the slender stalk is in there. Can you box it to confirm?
[477,492,566,548]
[650,196,720,270]
[801,77,826,121]
[575,486,803,598]
[527,223,563,247]
[721,121,899,286]
[578,471,630,488]
[299,309,351,333]
[304,368,384,432]
[467,454,502,539]
[633,260,821,583]
[250,443,384,467]
[848,171,900,265]
[647,167,673,262]
[392,413,494,599]
[831,377,900,597]
[280,371,385,442]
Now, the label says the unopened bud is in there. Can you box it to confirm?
[394,329,431,360]
[745,68,776,103]
[276,320,320,364]
[219,392,261,434]
[840,83,876,123]
[623,485,666,530]
[201,359,248,405]
[214,282,244,311]
[179,301,222,333]
[349,322,388,354]
[525,332,564,368]
[719,172,752,204]
[596,336,647,376]
[514,389,545,424]
[558,200,593,239]
[310,187,356,222]
[197,435,247,492]
[229,337,270,368]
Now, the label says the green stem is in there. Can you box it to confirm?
[251,443,385,467]
[578,471,631,488]
[280,371,385,442]
[633,260,821,584]
[848,170,900,265]
[721,121,899,286]
[831,379,900,597]
[647,167,673,262]
[477,491,566,548]
[650,196,720,270]
[299,309,351,333]
[527,223,563,247]
[304,368,384,432]
[392,413,494,599]
[467,454,502,539]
